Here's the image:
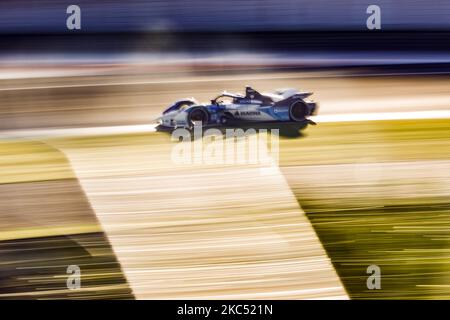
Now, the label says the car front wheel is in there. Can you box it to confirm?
[188,108,209,127]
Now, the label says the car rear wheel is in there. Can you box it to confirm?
[289,100,309,122]
[188,108,209,127]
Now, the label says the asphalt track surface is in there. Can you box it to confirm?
[1,70,449,299]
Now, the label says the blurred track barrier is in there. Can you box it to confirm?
[313,110,450,123]
[49,132,348,299]
[1,72,449,130]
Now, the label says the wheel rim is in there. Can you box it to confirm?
[290,102,307,121]
[189,109,208,126]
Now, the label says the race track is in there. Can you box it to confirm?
[1,69,450,299]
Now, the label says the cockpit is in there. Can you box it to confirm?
[211,92,243,105]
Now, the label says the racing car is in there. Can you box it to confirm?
[157,86,317,129]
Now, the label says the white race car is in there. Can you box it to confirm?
[157,86,317,129]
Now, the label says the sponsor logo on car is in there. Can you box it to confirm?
[240,111,261,116]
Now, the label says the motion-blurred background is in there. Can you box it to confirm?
[0,1,449,300]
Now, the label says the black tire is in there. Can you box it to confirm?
[289,100,309,122]
[188,107,209,127]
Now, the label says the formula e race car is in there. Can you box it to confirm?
[157,86,317,129]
